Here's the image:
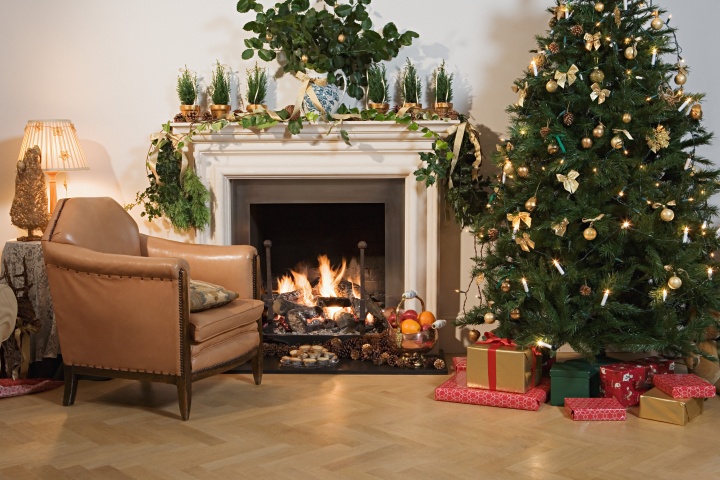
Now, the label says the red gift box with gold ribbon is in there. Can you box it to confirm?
[466,332,541,394]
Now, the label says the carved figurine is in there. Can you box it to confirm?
[10,146,49,241]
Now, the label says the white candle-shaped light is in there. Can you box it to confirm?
[651,48,657,66]
[708,267,713,280]
[521,277,529,293]
[502,172,507,184]
[553,260,565,275]
[685,157,693,170]
[624,0,628,10]
[662,288,668,302]
[601,289,610,307]
[683,226,689,243]
[565,6,569,19]
[537,339,553,349]
[531,60,538,76]
[678,97,692,112]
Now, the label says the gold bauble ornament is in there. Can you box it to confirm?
[668,275,683,290]
[594,2,605,13]
[338,33,346,43]
[674,72,687,85]
[484,312,497,324]
[583,227,598,241]
[510,308,521,320]
[690,104,703,120]
[525,196,537,212]
[517,166,529,178]
[660,208,675,222]
[593,124,605,138]
[467,329,481,342]
[611,135,624,149]
[546,79,559,93]
[589,68,605,83]
[501,280,512,292]
[301,54,309,63]
[265,32,273,41]
[503,161,515,175]
[624,46,637,60]
[581,137,593,149]
[547,143,559,155]
[622,113,632,123]
[651,17,664,30]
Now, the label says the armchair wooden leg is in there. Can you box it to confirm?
[63,365,78,406]
[252,347,263,385]
[177,376,192,421]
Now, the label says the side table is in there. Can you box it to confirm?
[1,241,60,378]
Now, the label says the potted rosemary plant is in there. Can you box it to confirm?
[400,58,422,109]
[433,60,453,116]
[209,61,231,119]
[177,66,199,119]
[367,63,389,114]
[245,63,268,113]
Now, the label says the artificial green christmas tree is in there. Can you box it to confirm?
[454,0,720,358]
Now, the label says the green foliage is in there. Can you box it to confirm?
[210,61,230,105]
[237,0,419,100]
[448,0,720,359]
[401,58,421,104]
[177,66,197,105]
[434,60,453,103]
[246,63,268,104]
[367,62,389,104]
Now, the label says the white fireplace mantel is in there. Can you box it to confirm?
[175,120,457,315]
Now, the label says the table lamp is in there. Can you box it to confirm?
[17,119,89,213]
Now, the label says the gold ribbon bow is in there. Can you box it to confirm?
[556,170,580,194]
[507,212,532,230]
[590,83,611,104]
[584,32,601,51]
[582,214,605,225]
[613,128,634,140]
[554,4,567,20]
[293,71,328,119]
[554,64,579,89]
[552,218,569,237]
[515,233,536,252]
[652,200,677,209]
[512,82,528,107]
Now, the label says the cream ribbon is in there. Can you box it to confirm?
[590,83,611,104]
[515,233,536,252]
[512,82,528,107]
[552,218,569,237]
[582,214,605,227]
[447,122,482,188]
[584,32,601,51]
[293,71,328,119]
[651,200,677,209]
[555,64,579,89]
[507,212,532,230]
[146,131,190,186]
[556,170,580,194]
[613,128,634,140]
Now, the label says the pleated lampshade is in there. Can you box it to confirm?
[18,119,88,172]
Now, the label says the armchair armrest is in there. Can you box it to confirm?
[140,235,258,299]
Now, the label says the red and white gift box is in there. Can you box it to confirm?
[653,373,716,398]
[434,371,549,411]
[565,397,627,421]
[599,363,647,407]
[631,356,675,388]
[453,356,467,373]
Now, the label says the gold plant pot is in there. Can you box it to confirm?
[246,104,267,113]
[179,104,200,120]
[368,102,390,114]
[402,102,422,111]
[210,104,231,119]
[434,101,451,116]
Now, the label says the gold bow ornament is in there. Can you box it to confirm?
[584,32,601,51]
[515,233,536,252]
[651,200,677,210]
[556,170,580,194]
[590,83,611,104]
[646,125,670,153]
[507,212,532,230]
[613,128,634,140]
[554,64,579,89]
[552,217,569,237]
[512,82,528,107]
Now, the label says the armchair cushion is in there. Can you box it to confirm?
[189,298,264,342]
[189,279,239,312]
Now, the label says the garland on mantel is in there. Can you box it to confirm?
[127,105,485,233]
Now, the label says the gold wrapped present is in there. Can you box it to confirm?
[467,332,541,393]
[639,387,704,426]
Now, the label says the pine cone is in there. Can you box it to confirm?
[284,105,295,117]
[201,112,213,121]
[328,337,343,354]
[540,126,551,138]
[361,343,373,360]
[549,17,558,28]
[173,113,186,122]
[378,352,390,365]
[548,42,560,54]
[487,228,499,240]
[580,285,592,296]
[563,112,575,126]
[263,343,277,357]
[387,354,399,367]
[434,358,446,370]
[350,349,361,361]
[570,24,584,36]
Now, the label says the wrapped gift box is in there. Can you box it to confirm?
[434,371,550,411]
[549,357,616,406]
[639,387,704,425]
[631,356,676,389]
[599,363,648,407]
[653,373,716,398]
[565,397,627,421]
[453,356,467,373]
[467,340,541,393]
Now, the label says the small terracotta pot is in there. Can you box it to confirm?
[368,102,390,114]
[246,104,267,113]
[179,105,200,120]
[434,101,451,116]
[210,104,231,119]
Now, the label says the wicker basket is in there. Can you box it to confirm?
[386,291,442,354]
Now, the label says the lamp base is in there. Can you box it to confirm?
[17,229,42,242]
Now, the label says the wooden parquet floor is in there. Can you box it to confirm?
[0,372,718,480]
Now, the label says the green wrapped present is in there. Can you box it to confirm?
[549,357,616,406]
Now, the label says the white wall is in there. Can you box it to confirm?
[1,0,717,335]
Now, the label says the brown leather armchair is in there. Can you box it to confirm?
[41,197,263,420]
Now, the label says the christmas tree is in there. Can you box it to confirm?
[456,0,720,358]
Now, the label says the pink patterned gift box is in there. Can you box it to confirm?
[453,356,467,372]
[653,373,716,398]
[434,371,549,411]
[564,397,627,421]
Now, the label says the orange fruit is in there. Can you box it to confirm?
[400,319,421,334]
[418,310,436,326]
